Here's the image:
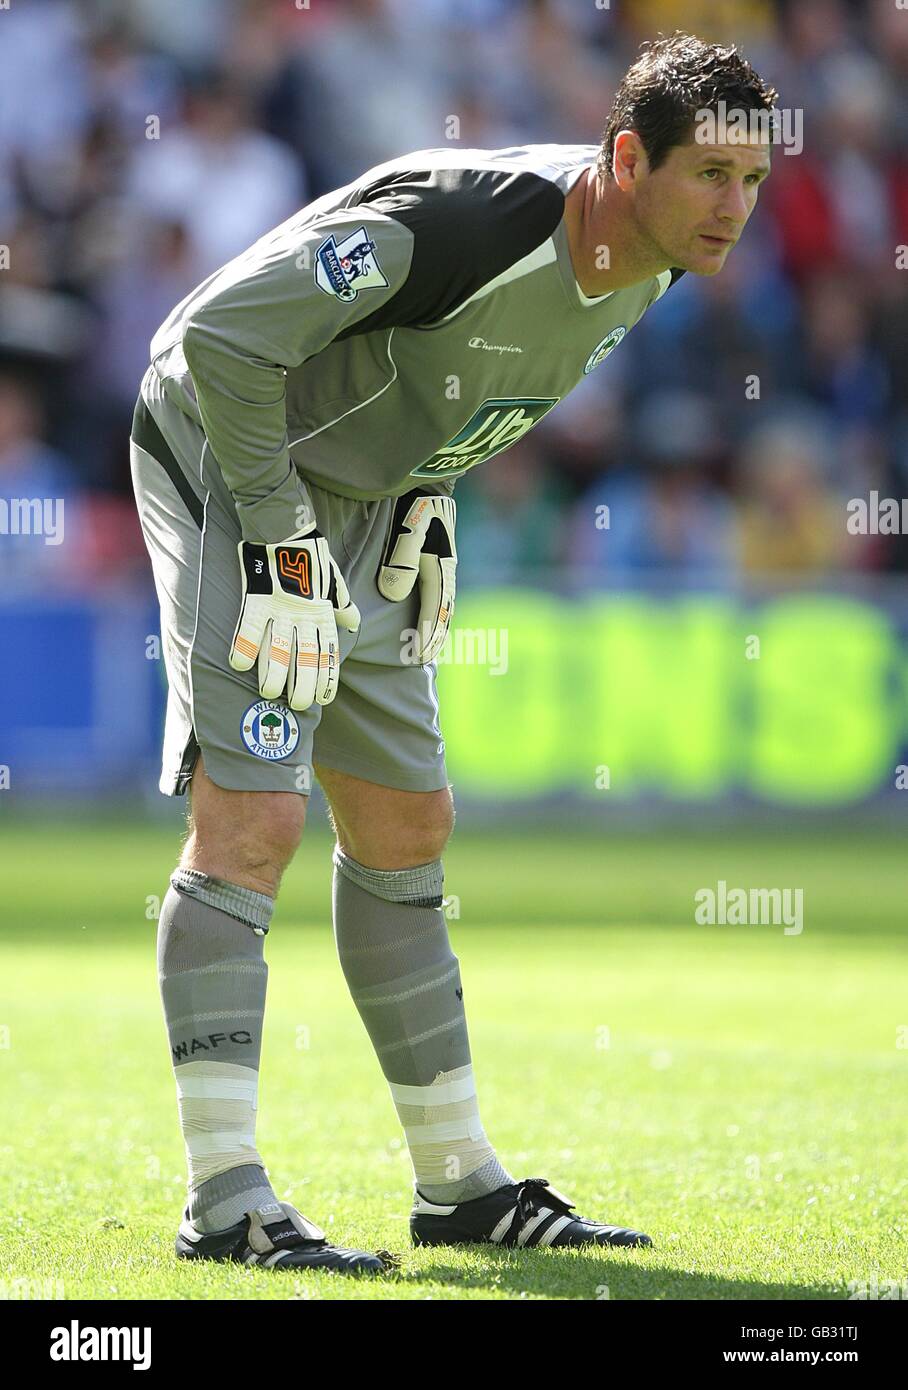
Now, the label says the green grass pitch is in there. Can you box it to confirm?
[0,815,905,1300]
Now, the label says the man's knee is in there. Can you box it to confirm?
[317,765,454,869]
[182,757,307,895]
[386,788,454,865]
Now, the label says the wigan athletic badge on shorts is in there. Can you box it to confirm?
[583,326,626,375]
[315,225,389,303]
[240,701,301,761]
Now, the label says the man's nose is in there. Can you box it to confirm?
[717,181,750,225]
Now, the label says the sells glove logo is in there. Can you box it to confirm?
[315,225,389,302]
[583,327,626,375]
[410,397,559,479]
[277,547,312,596]
[241,701,301,761]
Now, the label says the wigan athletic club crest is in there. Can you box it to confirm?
[240,701,301,761]
[315,225,389,303]
[583,326,627,375]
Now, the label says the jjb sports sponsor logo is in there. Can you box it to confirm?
[315,225,389,303]
[583,326,626,375]
[410,397,560,479]
[241,701,300,761]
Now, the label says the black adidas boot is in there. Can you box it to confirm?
[176,1200,390,1274]
[411,1177,652,1250]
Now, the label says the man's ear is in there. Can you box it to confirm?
[612,129,645,191]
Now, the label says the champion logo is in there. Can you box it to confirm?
[467,336,524,355]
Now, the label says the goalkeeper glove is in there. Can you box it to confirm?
[377,490,456,664]
[229,524,360,711]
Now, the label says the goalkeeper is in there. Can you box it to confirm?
[130,31,775,1273]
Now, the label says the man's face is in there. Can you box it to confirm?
[628,127,771,275]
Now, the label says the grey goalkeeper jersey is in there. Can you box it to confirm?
[149,142,685,544]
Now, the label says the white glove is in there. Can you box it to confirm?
[229,525,360,710]
[377,490,456,664]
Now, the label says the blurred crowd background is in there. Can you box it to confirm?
[1,0,907,595]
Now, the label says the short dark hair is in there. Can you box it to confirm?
[599,30,778,180]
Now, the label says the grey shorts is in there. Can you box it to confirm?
[130,367,448,797]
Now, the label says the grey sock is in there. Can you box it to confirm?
[158,876,279,1233]
[332,847,514,1203]
[191,1163,275,1233]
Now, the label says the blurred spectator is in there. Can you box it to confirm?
[0,370,80,591]
[127,0,238,70]
[87,218,196,415]
[735,408,852,576]
[0,0,89,224]
[794,270,890,439]
[455,442,572,584]
[127,71,304,281]
[626,223,799,399]
[0,370,143,590]
[86,20,182,147]
[766,49,908,287]
[570,390,739,587]
[267,0,455,194]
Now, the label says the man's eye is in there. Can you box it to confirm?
[702,169,720,180]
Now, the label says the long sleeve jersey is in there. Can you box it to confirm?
[148,142,685,543]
